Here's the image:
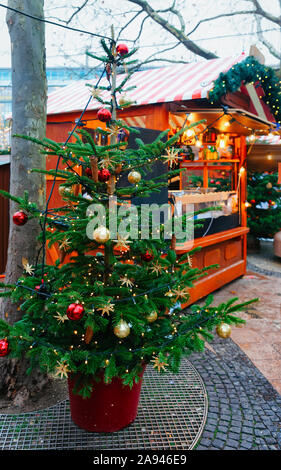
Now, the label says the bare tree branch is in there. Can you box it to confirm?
[187,10,257,36]
[65,0,91,25]
[127,0,217,59]
[255,16,281,60]
[242,0,281,25]
[131,14,150,44]
[116,10,143,41]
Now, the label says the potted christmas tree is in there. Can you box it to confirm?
[0,39,257,432]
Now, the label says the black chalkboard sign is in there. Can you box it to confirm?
[117,127,168,206]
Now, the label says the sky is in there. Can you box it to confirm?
[0,0,280,70]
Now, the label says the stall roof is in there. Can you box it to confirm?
[47,55,247,116]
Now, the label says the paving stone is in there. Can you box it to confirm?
[212,438,225,449]
[241,433,253,443]
[190,335,281,450]
[239,441,253,450]
[215,432,228,441]
[242,426,253,434]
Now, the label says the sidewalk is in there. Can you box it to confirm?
[192,240,281,450]
[208,240,281,394]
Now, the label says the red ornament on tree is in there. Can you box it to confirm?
[66,303,85,321]
[13,211,28,226]
[250,199,256,204]
[97,108,112,123]
[98,168,111,182]
[141,250,154,262]
[116,44,129,56]
[85,167,92,178]
[0,338,9,357]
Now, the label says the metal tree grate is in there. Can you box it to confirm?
[0,360,207,450]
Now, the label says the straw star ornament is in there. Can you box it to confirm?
[151,356,168,372]
[54,361,70,379]
[162,147,180,165]
[119,276,134,288]
[149,262,165,276]
[22,257,34,276]
[98,301,115,316]
[113,233,132,251]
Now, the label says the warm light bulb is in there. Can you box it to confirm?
[185,129,195,138]
[267,155,272,160]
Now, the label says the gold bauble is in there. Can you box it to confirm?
[266,182,272,189]
[59,185,73,196]
[118,94,134,107]
[113,319,130,338]
[93,226,110,244]
[146,311,158,323]
[216,323,231,338]
[128,170,141,184]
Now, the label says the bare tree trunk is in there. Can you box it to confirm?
[0,0,48,406]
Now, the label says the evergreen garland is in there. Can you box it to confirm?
[209,56,281,124]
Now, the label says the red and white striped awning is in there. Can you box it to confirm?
[47,55,247,116]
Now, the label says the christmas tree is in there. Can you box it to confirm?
[0,39,256,398]
[247,170,281,240]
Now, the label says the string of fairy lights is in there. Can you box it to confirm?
[18,308,219,364]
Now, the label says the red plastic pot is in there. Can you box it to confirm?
[68,366,146,432]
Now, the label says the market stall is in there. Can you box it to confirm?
[45,54,279,304]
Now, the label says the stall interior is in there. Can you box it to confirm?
[166,109,271,248]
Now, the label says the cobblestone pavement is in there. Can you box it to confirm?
[191,337,281,450]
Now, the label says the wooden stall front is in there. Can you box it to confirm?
[44,56,277,305]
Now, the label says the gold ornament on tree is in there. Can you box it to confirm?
[93,226,110,244]
[146,311,158,323]
[113,319,130,338]
[128,170,141,184]
[58,185,73,197]
[216,323,232,338]
[118,94,134,107]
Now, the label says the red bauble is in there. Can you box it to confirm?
[67,303,85,321]
[116,44,129,56]
[13,211,28,226]
[97,108,112,122]
[98,168,111,182]
[141,250,154,262]
[85,167,92,178]
[0,339,9,357]
[250,199,256,204]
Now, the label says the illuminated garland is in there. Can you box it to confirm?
[209,56,281,124]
